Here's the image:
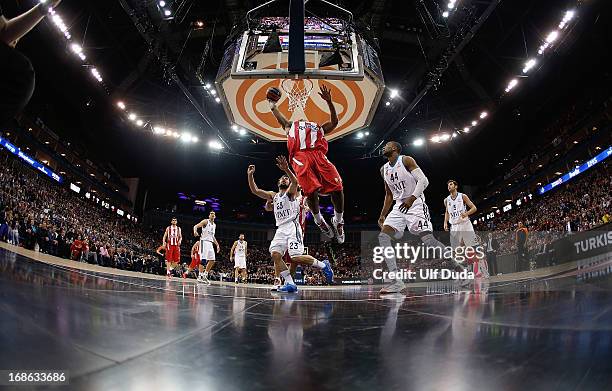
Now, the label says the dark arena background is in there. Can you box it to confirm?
[0,0,611,390]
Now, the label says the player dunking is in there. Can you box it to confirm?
[444,180,488,278]
[378,141,458,294]
[162,217,182,277]
[193,211,221,284]
[230,234,248,283]
[247,156,333,293]
[268,83,345,243]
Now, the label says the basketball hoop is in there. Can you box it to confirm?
[281,78,314,112]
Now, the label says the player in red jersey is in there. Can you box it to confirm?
[268,83,345,243]
[162,217,182,277]
[184,241,200,279]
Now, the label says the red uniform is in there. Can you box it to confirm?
[287,120,343,196]
[189,251,201,270]
[165,226,181,263]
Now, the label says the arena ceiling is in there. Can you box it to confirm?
[11,0,612,218]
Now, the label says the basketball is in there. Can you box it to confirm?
[266,86,282,102]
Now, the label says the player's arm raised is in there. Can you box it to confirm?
[193,219,207,237]
[461,194,477,219]
[269,102,292,130]
[319,83,338,133]
[378,167,394,229]
[247,165,275,201]
[399,155,429,213]
[276,156,298,197]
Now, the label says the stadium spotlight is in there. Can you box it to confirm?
[447,2,455,9]
[523,58,537,73]
[117,101,126,110]
[215,97,221,103]
[153,126,165,135]
[365,131,370,136]
[413,138,424,147]
[239,128,247,136]
[181,132,193,143]
[205,83,211,89]
[431,135,440,143]
[136,119,144,127]
[442,11,449,18]
[452,132,458,138]
[191,136,199,143]
[356,132,364,139]
[440,133,450,141]
[70,43,86,60]
[128,113,137,121]
[385,101,391,106]
[479,111,488,119]
[546,31,559,43]
[505,78,518,92]
[90,67,102,82]
[463,127,470,132]
[231,125,238,131]
[208,140,224,150]
[471,120,478,126]
[559,10,575,29]
[210,89,217,95]
[164,9,172,17]
[389,89,399,99]
[159,1,166,7]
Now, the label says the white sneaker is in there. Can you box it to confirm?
[270,277,282,291]
[315,218,334,239]
[380,279,406,294]
[198,273,210,284]
[331,217,345,244]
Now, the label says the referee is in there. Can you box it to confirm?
[0,0,63,127]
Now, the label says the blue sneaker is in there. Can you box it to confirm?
[322,259,334,284]
[277,283,298,293]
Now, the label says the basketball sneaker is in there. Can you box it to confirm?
[322,259,334,284]
[380,279,406,294]
[277,282,298,293]
[315,218,334,239]
[331,216,345,244]
[198,273,210,284]
[270,277,282,291]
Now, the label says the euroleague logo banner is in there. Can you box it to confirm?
[225,63,377,141]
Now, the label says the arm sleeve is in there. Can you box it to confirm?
[410,167,429,198]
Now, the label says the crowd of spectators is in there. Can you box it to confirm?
[478,162,611,258]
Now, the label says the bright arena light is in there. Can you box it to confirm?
[479,111,488,119]
[447,2,454,9]
[431,135,440,143]
[210,89,217,95]
[70,43,86,60]
[128,113,137,121]
[385,101,390,106]
[205,83,211,89]
[153,126,165,134]
[215,97,221,103]
[191,136,199,143]
[463,127,470,132]
[117,101,126,110]
[208,140,224,150]
[413,138,424,146]
[546,31,559,43]
[181,132,193,143]
[239,128,247,136]
[136,119,144,127]
[559,10,575,29]
[90,67,103,82]
[231,125,238,131]
[440,133,450,141]
[471,120,478,126]
[356,132,364,139]
[164,9,171,17]
[389,89,399,99]
[442,11,449,18]
[159,1,166,7]
[505,78,518,92]
[523,58,537,73]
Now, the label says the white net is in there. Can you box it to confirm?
[281,78,314,112]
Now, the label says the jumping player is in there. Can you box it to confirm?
[444,180,488,277]
[268,83,345,243]
[247,156,333,293]
[193,211,221,284]
[230,234,248,283]
[162,217,182,277]
[378,141,460,294]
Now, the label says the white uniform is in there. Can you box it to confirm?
[445,192,478,248]
[269,190,304,257]
[382,156,432,234]
[199,220,216,261]
[234,240,247,269]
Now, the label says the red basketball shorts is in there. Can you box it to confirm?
[290,150,343,196]
[165,244,180,263]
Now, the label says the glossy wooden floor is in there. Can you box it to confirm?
[1,247,611,391]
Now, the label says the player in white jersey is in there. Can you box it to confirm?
[378,141,457,294]
[444,180,488,277]
[247,156,333,293]
[230,233,248,283]
[193,211,220,284]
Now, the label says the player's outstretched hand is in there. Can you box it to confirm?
[247,165,256,175]
[276,156,289,171]
[318,83,332,102]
